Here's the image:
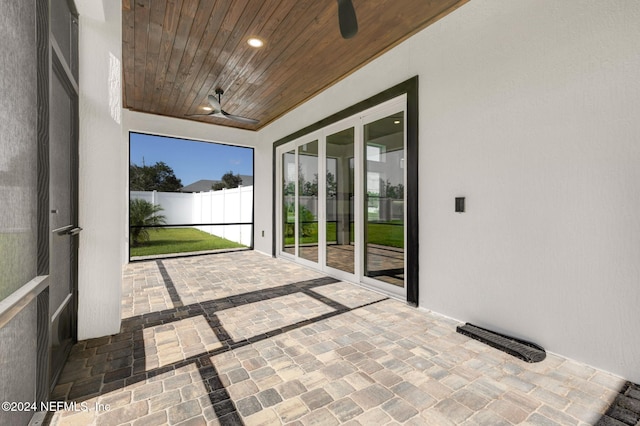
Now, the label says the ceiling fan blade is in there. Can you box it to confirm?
[221,110,259,125]
[207,94,222,113]
[337,0,358,39]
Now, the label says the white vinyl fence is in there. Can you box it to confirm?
[130,186,253,246]
[284,196,403,222]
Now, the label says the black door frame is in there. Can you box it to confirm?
[48,45,80,389]
[272,77,419,306]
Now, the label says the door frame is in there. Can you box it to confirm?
[48,20,80,390]
[358,98,407,299]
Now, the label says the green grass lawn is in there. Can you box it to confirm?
[283,221,404,248]
[130,227,245,257]
[367,221,404,248]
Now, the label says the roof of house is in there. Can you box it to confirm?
[180,175,253,192]
[179,180,218,192]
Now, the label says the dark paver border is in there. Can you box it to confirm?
[46,260,388,425]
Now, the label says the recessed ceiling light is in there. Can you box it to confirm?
[203,106,212,111]
[394,120,401,124]
[247,38,264,48]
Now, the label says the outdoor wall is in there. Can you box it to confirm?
[258,1,640,383]
[77,0,124,339]
[124,110,258,154]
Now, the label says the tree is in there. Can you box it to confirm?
[129,199,166,246]
[298,168,318,197]
[326,172,337,198]
[382,179,404,199]
[283,172,334,197]
[283,202,316,238]
[283,182,295,196]
[130,161,182,192]
[212,171,243,190]
[302,178,318,197]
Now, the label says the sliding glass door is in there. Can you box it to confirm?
[325,126,356,275]
[277,96,406,298]
[363,112,405,288]
[298,140,319,264]
[280,135,321,268]
[282,149,295,256]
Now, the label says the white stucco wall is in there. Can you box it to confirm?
[257,1,640,382]
[124,110,257,150]
[77,0,124,339]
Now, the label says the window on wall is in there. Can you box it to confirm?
[129,132,254,260]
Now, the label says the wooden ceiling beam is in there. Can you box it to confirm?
[148,0,185,112]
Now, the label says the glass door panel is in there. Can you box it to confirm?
[364,112,405,288]
[297,141,319,263]
[326,128,355,274]
[282,150,295,256]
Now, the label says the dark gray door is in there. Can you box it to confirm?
[48,52,79,387]
[48,0,80,389]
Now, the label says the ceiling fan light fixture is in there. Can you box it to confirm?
[202,106,213,111]
[247,38,264,48]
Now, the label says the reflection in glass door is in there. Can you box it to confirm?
[298,141,319,264]
[282,150,295,256]
[326,128,355,274]
[364,112,405,288]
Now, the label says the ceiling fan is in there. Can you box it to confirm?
[187,88,259,125]
[337,0,358,39]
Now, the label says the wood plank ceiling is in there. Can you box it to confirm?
[122,0,469,131]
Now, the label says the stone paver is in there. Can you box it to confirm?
[46,251,639,425]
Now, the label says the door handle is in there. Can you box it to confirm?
[67,227,83,236]
[52,225,83,235]
[52,224,74,234]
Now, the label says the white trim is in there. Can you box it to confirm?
[318,134,327,269]
[361,96,407,299]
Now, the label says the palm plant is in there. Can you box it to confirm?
[129,199,166,246]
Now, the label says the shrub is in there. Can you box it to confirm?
[129,199,166,246]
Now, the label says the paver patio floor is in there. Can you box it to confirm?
[48,251,638,425]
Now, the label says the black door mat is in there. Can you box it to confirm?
[596,381,640,425]
[456,323,546,363]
